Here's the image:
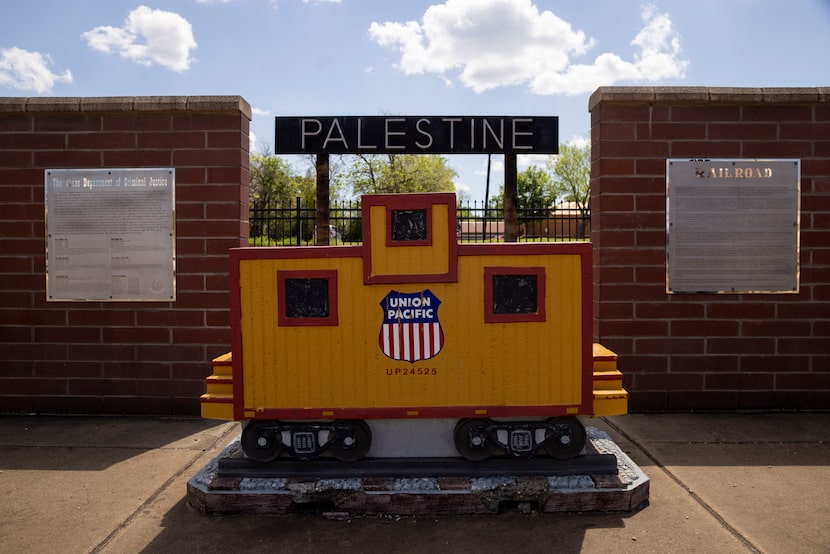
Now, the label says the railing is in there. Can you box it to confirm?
[249,199,362,246]
[457,201,591,242]
[248,199,590,246]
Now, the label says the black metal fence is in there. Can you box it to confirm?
[249,198,362,246]
[249,199,590,246]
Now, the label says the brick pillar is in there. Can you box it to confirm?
[0,96,251,415]
[590,87,830,411]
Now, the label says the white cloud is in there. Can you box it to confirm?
[82,6,197,72]
[517,153,549,169]
[631,5,687,80]
[566,135,591,149]
[369,0,687,95]
[251,107,272,116]
[0,47,73,94]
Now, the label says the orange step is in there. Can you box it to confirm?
[591,343,628,417]
[200,352,235,421]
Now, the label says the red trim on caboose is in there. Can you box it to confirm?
[229,249,245,420]
[361,192,458,284]
[456,241,590,257]
[230,245,363,260]
[579,246,594,414]
[385,203,433,247]
[248,404,582,421]
[483,265,547,323]
[276,269,338,326]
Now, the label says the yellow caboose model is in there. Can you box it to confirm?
[201,192,627,462]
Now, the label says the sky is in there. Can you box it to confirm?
[1,0,829,201]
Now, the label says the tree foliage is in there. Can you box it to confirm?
[249,152,330,243]
[340,153,457,196]
[517,164,556,208]
[249,152,315,206]
[489,163,556,213]
[547,141,591,212]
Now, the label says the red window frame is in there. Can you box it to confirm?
[277,269,339,326]
[483,266,546,323]
[386,206,432,247]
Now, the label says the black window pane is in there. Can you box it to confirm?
[492,274,537,314]
[285,278,329,318]
[391,209,427,241]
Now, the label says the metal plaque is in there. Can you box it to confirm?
[45,168,176,301]
[666,159,800,294]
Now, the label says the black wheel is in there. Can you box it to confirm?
[544,417,587,460]
[454,418,498,461]
[328,420,372,462]
[241,420,283,462]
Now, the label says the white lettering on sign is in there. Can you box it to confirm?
[301,119,322,150]
[415,118,432,149]
[386,294,434,320]
[512,118,533,150]
[695,166,774,179]
[322,118,347,150]
[358,120,376,150]
[385,118,405,150]
[278,116,558,154]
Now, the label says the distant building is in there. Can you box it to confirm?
[523,201,590,240]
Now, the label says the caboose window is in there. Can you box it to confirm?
[493,275,537,313]
[484,267,546,323]
[285,278,328,318]
[391,209,428,242]
[277,270,338,326]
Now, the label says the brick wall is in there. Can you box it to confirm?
[3,90,826,415]
[590,87,830,410]
[0,96,250,415]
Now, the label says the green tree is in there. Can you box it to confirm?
[249,152,316,242]
[341,153,457,196]
[517,164,556,209]
[548,141,591,239]
[250,152,313,206]
[547,141,591,212]
[489,164,555,213]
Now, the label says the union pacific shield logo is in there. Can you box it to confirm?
[379,289,443,363]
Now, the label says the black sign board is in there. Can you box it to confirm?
[275,116,558,155]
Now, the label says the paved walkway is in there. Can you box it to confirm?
[0,412,827,553]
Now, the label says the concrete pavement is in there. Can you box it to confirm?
[0,412,827,553]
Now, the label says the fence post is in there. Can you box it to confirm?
[482,201,488,242]
[315,153,330,246]
[295,196,302,246]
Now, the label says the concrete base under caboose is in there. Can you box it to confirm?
[366,418,458,457]
[187,426,649,516]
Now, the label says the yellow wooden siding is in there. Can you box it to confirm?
[368,204,450,278]
[237,252,583,413]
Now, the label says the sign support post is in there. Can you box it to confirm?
[315,154,330,246]
[503,153,518,242]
